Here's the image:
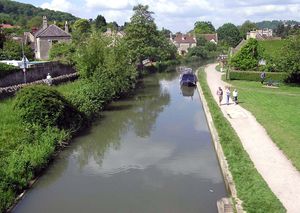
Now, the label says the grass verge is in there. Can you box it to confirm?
[198,68,285,213]
[228,80,300,171]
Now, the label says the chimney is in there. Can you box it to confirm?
[65,21,69,33]
[53,20,56,25]
[42,16,48,29]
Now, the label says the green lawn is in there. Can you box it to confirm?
[228,80,300,171]
[259,40,287,60]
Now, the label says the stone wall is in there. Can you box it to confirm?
[0,62,76,87]
[0,72,78,100]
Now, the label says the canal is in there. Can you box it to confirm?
[13,70,227,213]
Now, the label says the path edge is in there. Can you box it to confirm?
[196,68,244,213]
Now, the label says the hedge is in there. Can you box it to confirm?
[229,70,289,82]
[0,63,19,79]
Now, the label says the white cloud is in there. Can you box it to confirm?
[33,0,300,32]
[41,0,73,12]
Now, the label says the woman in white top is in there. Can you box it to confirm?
[233,89,238,104]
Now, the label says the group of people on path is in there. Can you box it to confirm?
[216,86,238,106]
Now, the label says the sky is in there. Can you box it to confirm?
[18,0,300,32]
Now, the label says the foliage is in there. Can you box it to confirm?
[107,21,118,31]
[72,19,91,41]
[229,71,288,82]
[49,42,76,65]
[0,62,18,78]
[198,68,285,213]
[194,21,215,35]
[0,0,77,29]
[0,98,70,212]
[230,39,264,70]
[217,23,242,47]
[279,35,300,83]
[196,35,207,46]
[14,85,86,131]
[75,32,110,78]
[255,20,299,30]
[239,20,257,38]
[0,39,34,60]
[186,46,208,59]
[228,79,300,171]
[124,4,176,66]
[94,14,107,32]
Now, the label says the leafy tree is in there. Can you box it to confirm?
[186,46,208,59]
[230,38,264,70]
[196,35,207,46]
[107,21,118,31]
[124,4,176,66]
[217,23,242,47]
[0,39,34,60]
[72,19,91,41]
[161,27,172,38]
[239,20,257,38]
[49,42,75,65]
[94,14,107,31]
[194,21,215,35]
[279,35,300,82]
[27,16,42,28]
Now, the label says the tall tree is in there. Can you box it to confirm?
[124,4,159,64]
[239,20,257,38]
[194,21,215,35]
[94,14,107,31]
[217,23,242,47]
[72,19,91,41]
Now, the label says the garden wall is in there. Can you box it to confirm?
[0,62,76,87]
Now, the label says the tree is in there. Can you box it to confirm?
[230,38,264,70]
[49,42,76,65]
[279,35,300,82]
[239,20,257,38]
[194,21,215,35]
[72,19,91,41]
[0,40,34,60]
[107,21,118,31]
[217,23,242,47]
[27,16,42,28]
[94,15,107,32]
[124,4,176,65]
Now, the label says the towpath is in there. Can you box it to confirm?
[204,63,300,213]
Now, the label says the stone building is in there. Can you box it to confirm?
[246,28,273,40]
[171,33,197,55]
[25,16,71,60]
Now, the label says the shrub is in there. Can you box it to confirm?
[14,85,86,131]
[0,63,18,78]
[229,70,288,82]
[155,60,179,72]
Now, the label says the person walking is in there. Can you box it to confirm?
[260,71,266,84]
[225,86,231,105]
[233,88,238,105]
[216,87,223,106]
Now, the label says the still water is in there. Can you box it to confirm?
[13,71,227,213]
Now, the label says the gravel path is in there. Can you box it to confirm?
[204,63,300,213]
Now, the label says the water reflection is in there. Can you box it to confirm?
[180,85,196,98]
[13,68,227,213]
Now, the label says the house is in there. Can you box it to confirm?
[25,16,71,60]
[104,28,125,38]
[0,24,20,29]
[199,33,218,44]
[246,28,273,40]
[171,33,197,55]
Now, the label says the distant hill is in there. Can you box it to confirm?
[0,0,78,28]
[255,20,300,29]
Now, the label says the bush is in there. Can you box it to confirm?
[155,60,179,72]
[14,85,86,131]
[229,70,289,82]
[0,63,18,78]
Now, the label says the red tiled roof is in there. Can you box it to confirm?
[173,34,196,44]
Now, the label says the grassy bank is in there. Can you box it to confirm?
[227,80,300,171]
[198,68,285,213]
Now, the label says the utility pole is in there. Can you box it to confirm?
[21,39,27,83]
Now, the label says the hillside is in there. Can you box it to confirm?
[255,20,300,29]
[0,0,78,28]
